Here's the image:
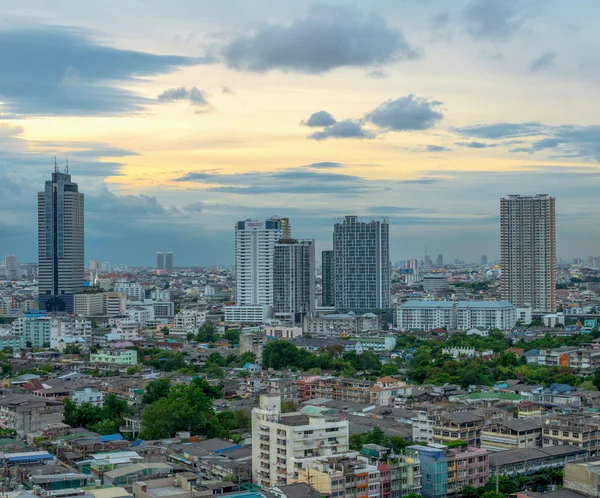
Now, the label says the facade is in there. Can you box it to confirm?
[321,250,335,307]
[397,300,518,331]
[297,375,372,403]
[72,388,105,407]
[240,331,268,364]
[481,419,542,452]
[90,349,138,365]
[500,194,556,313]
[156,252,164,270]
[165,252,173,272]
[251,395,351,487]
[423,274,449,293]
[273,239,315,322]
[433,412,484,447]
[74,292,105,315]
[0,394,64,437]
[333,216,390,311]
[114,282,145,301]
[303,313,378,338]
[489,445,586,477]
[38,168,85,313]
[224,305,272,324]
[542,415,600,457]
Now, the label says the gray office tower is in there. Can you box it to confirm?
[321,250,335,307]
[333,216,390,311]
[165,252,173,272]
[481,255,488,265]
[38,167,84,313]
[273,239,315,322]
[156,252,164,270]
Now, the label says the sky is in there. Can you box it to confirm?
[1,0,600,266]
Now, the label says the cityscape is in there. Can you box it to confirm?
[1,3,600,498]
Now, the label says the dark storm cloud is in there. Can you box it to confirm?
[530,52,557,72]
[461,0,529,40]
[302,110,337,127]
[365,95,444,131]
[222,4,419,74]
[157,86,210,107]
[0,26,209,116]
[308,120,376,140]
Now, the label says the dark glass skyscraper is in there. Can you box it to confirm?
[321,250,335,307]
[333,216,390,311]
[156,252,164,269]
[38,167,84,313]
[165,252,173,272]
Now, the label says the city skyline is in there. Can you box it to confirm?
[1,1,600,265]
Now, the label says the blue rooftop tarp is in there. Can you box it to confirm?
[132,439,144,447]
[99,434,124,442]
[6,452,53,463]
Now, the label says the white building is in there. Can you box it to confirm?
[114,282,145,301]
[263,324,302,339]
[455,301,516,330]
[172,309,207,335]
[501,194,556,313]
[113,320,141,341]
[396,301,455,330]
[150,289,171,301]
[516,307,533,325]
[542,313,565,327]
[73,293,105,316]
[411,410,434,443]
[251,395,351,488]
[72,387,104,407]
[423,274,449,293]
[225,305,273,324]
[397,300,518,331]
[127,306,155,328]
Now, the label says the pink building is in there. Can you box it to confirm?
[446,446,489,496]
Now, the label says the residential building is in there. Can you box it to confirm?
[423,274,448,293]
[38,167,85,313]
[240,331,268,364]
[105,292,128,316]
[433,412,484,447]
[263,324,302,339]
[273,239,316,322]
[501,194,556,313]
[226,218,285,323]
[103,462,174,488]
[90,349,138,365]
[0,393,64,437]
[297,376,372,403]
[0,335,24,351]
[172,310,207,335]
[4,254,18,279]
[127,306,155,328]
[334,216,390,311]
[407,445,448,498]
[352,336,396,352]
[407,259,419,271]
[436,254,444,267]
[156,252,164,270]
[360,445,423,497]
[481,419,543,452]
[267,378,298,402]
[412,411,435,443]
[74,292,105,315]
[396,301,455,331]
[489,445,586,477]
[165,252,173,272]
[321,250,335,307]
[303,313,378,338]
[72,388,105,407]
[369,376,413,407]
[114,282,145,301]
[251,395,351,487]
[455,301,516,330]
[542,414,600,457]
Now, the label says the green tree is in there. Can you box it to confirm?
[206,365,225,378]
[207,352,226,367]
[380,364,399,376]
[460,486,479,498]
[262,341,299,370]
[87,419,118,435]
[63,344,81,355]
[142,378,171,405]
[63,398,79,427]
[102,393,130,422]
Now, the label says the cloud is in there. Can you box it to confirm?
[302,110,337,127]
[157,86,210,107]
[455,141,497,149]
[365,94,444,131]
[454,122,544,139]
[461,0,529,40]
[183,202,204,213]
[221,86,235,94]
[172,166,382,195]
[305,162,343,169]
[367,69,388,79]
[308,120,376,140]
[425,145,450,152]
[430,12,450,28]
[0,26,209,116]
[222,4,419,74]
[530,52,556,72]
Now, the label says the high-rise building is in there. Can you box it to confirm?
[156,252,164,270]
[333,216,390,311]
[4,255,18,279]
[481,255,488,265]
[38,167,84,313]
[321,250,335,307]
[273,239,315,321]
[436,253,444,267]
[235,218,285,306]
[406,259,418,271]
[270,216,291,239]
[424,255,432,268]
[501,194,556,313]
[165,252,173,272]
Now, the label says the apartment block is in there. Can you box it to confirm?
[90,349,138,365]
[0,394,64,437]
[251,395,351,488]
[303,313,379,338]
[481,419,542,452]
[542,415,600,457]
[297,376,372,403]
[433,412,484,447]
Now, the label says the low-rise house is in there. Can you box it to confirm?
[489,445,587,476]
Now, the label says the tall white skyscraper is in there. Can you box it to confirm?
[38,166,84,313]
[501,194,556,313]
[273,239,315,321]
[333,216,390,311]
[235,218,284,306]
